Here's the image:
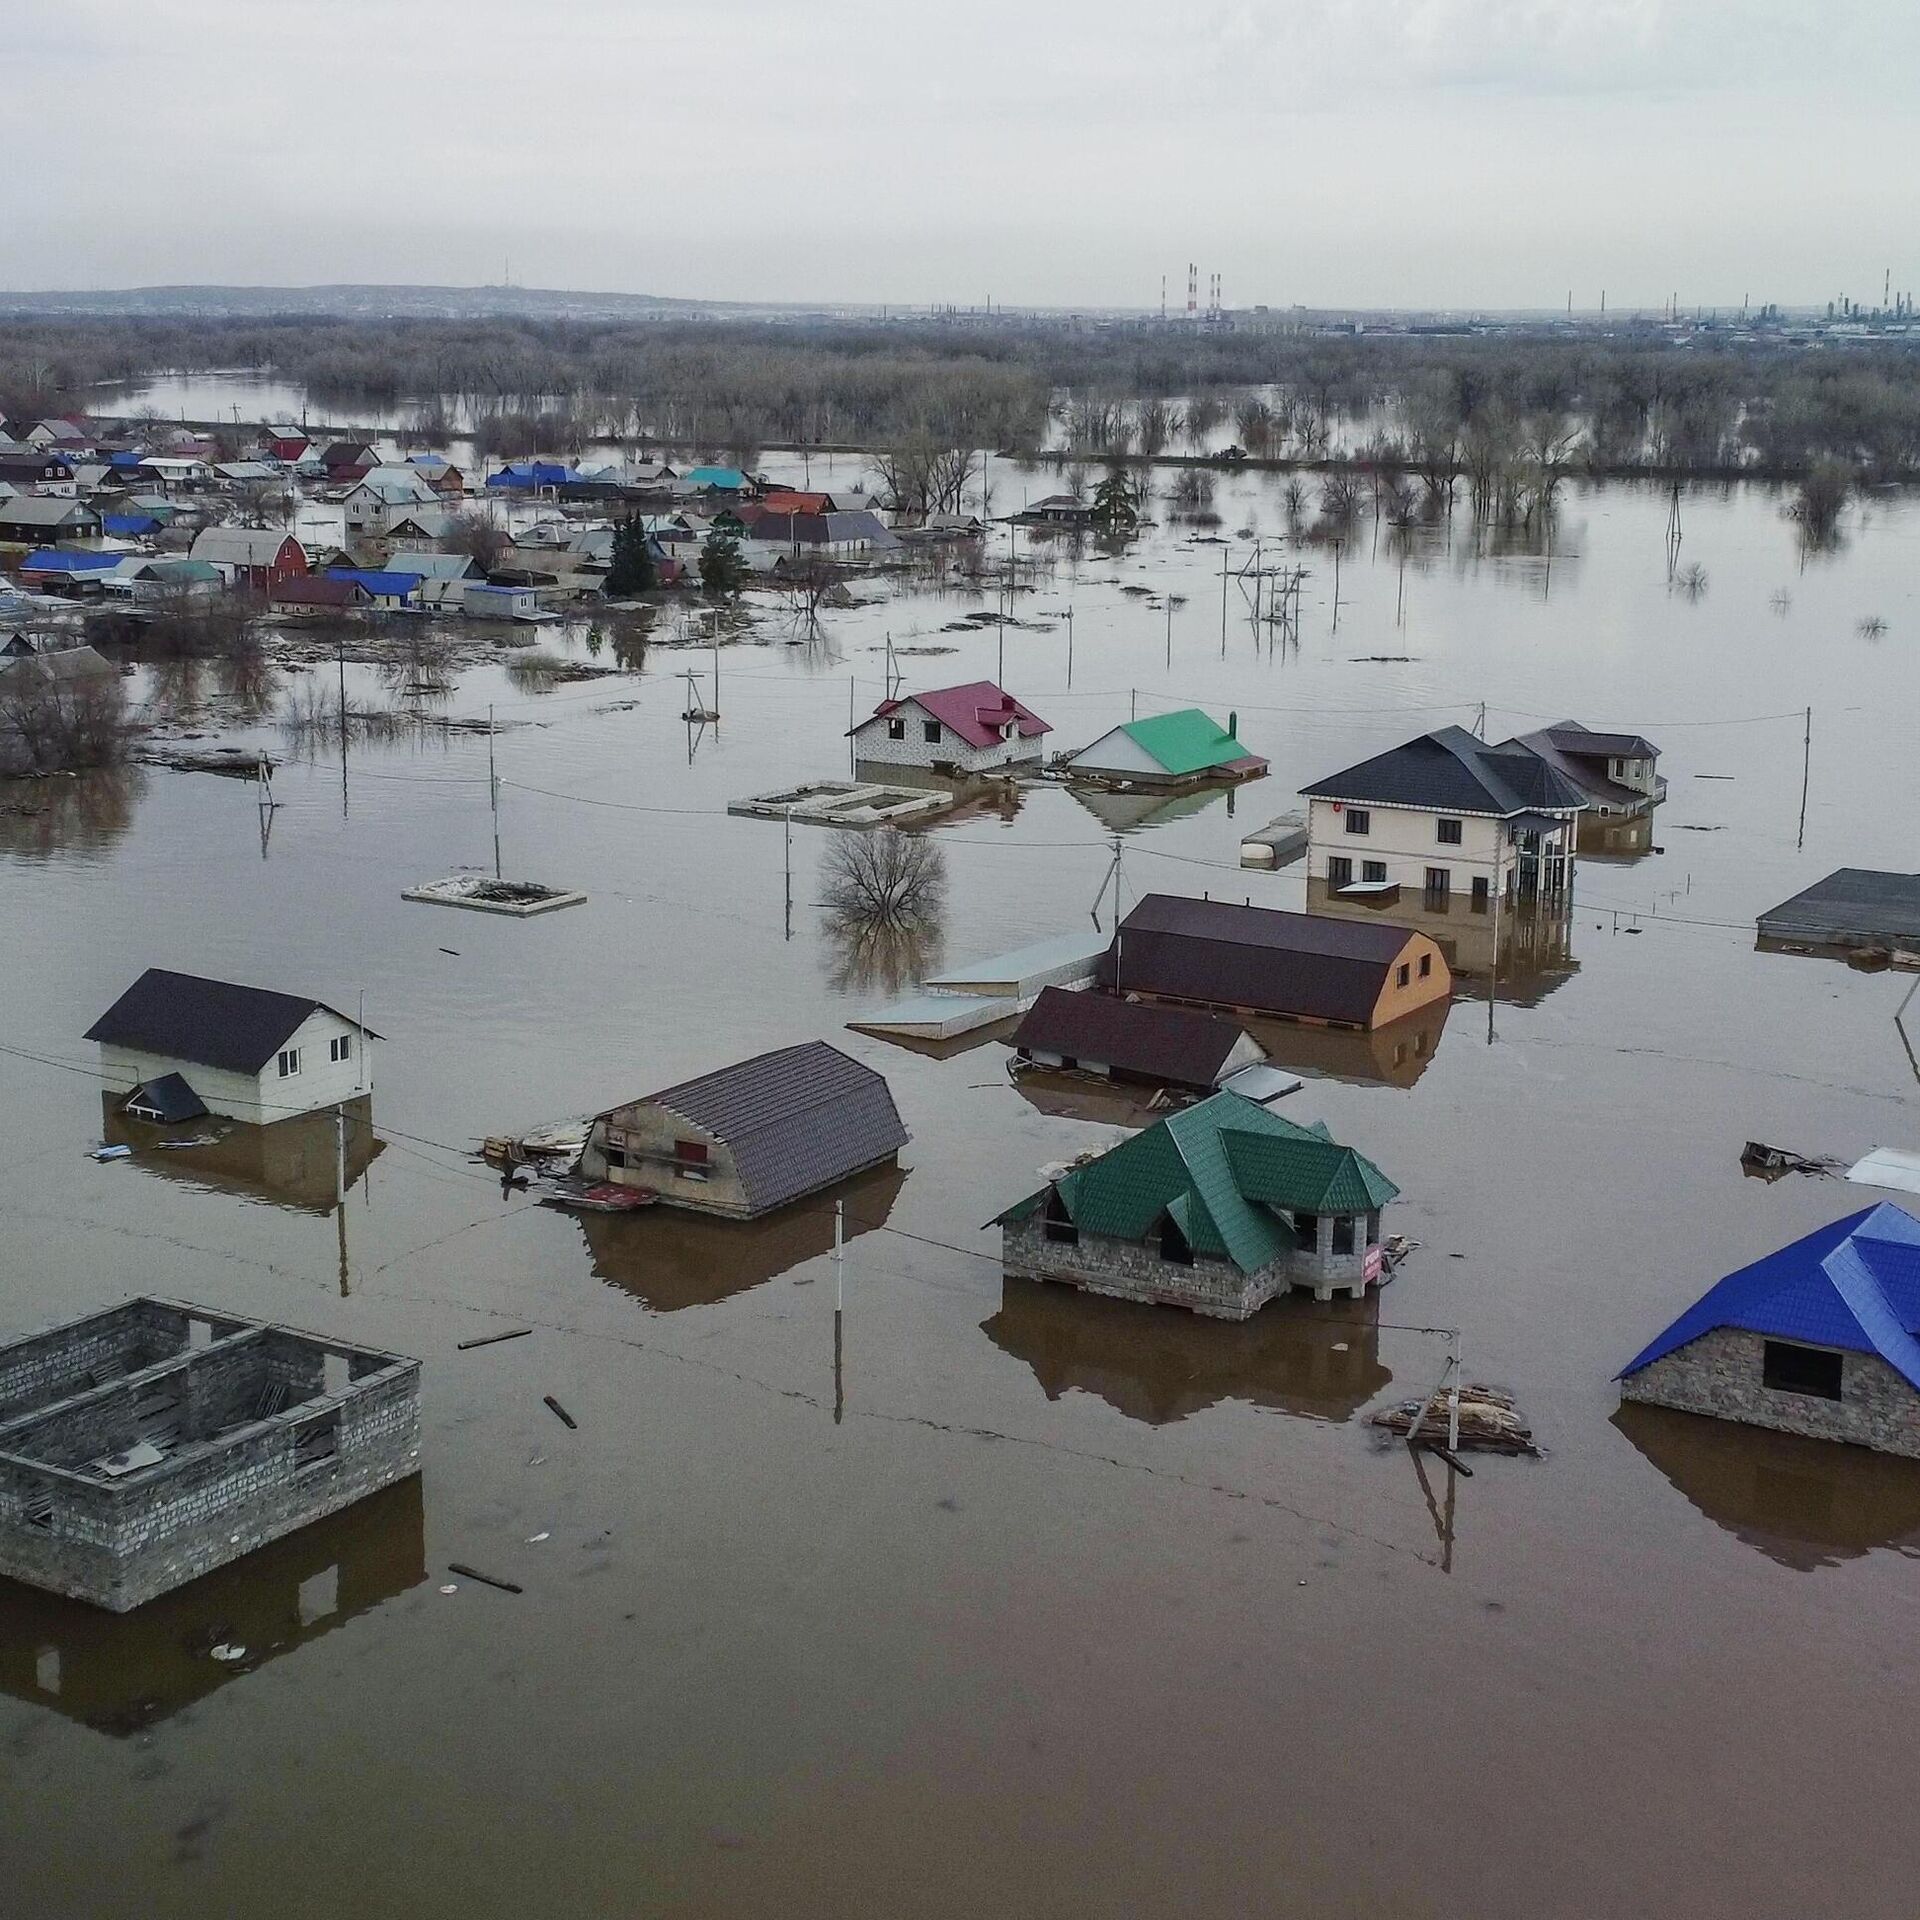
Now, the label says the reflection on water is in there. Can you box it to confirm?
[101,1096,384,1216]
[1067,782,1231,835]
[0,1476,425,1736]
[1577,809,1659,863]
[983,1276,1391,1427]
[1248,1001,1450,1091]
[0,768,146,861]
[1307,878,1578,1006]
[578,1161,908,1312]
[821,915,945,996]
[1613,1402,1920,1571]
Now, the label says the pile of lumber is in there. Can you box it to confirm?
[1372,1384,1538,1456]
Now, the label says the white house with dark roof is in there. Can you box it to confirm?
[86,968,375,1124]
[1301,726,1584,907]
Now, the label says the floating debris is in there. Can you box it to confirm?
[543,1396,578,1430]
[457,1327,533,1352]
[447,1563,523,1595]
[1741,1140,1840,1182]
[403,875,586,917]
[1373,1385,1538,1455]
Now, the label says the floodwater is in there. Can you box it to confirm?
[4,459,1920,1918]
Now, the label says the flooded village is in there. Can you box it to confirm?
[2,321,1920,1916]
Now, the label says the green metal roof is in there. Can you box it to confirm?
[996,1090,1394,1277]
[1120,708,1252,777]
[1220,1129,1400,1214]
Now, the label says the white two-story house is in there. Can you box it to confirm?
[86,968,377,1126]
[1301,726,1585,909]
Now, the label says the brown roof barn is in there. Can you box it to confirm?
[1098,894,1451,1030]
[1011,987,1264,1091]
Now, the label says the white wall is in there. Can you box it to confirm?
[1306,798,1508,893]
[100,1010,370,1123]
[852,700,1041,774]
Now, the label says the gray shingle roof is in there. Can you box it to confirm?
[646,1041,907,1215]
[1302,725,1585,816]
[85,968,371,1074]
[1757,870,1920,945]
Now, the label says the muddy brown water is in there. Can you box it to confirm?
[4,471,1919,1916]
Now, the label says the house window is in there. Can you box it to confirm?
[922,720,942,744]
[1425,867,1451,898]
[1437,817,1463,845]
[1331,1216,1356,1256]
[1159,1216,1194,1267]
[604,1145,628,1170]
[1418,953,1432,978]
[1471,875,1491,911]
[673,1139,710,1182]
[1344,808,1371,836]
[1293,1213,1318,1248]
[277,1048,301,1078]
[329,1035,352,1064]
[1362,860,1387,884]
[1327,855,1353,889]
[1396,963,1410,988]
[886,717,906,740]
[1763,1340,1843,1401]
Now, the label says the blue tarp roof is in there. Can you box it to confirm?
[326,568,420,597]
[486,461,577,488]
[102,514,161,536]
[685,466,747,489]
[108,450,146,466]
[23,548,121,572]
[1619,1203,1920,1391]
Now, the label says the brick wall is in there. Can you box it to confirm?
[1622,1327,1920,1458]
[1003,1215,1286,1321]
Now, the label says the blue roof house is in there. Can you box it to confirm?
[326,568,420,609]
[1618,1204,1920,1456]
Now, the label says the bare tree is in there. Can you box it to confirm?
[819,829,947,929]
[442,506,510,572]
[0,661,126,774]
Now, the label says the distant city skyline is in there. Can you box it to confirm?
[12,0,1915,312]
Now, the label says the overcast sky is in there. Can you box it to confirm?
[11,0,1915,310]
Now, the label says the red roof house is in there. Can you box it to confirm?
[849,680,1051,774]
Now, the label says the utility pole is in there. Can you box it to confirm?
[1220,545,1229,657]
[784,805,794,940]
[1798,706,1812,848]
[1130,686,1137,721]
[1066,604,1074,686]
[337,637,349,817]
[488,704,501,879]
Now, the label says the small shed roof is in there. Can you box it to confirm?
[1620,1204,1920,1392]
[636,1040,907,1215]
[21,548,120,574]
[1012,987,1257,1089]
[326,569,420,597]
[273,575,370,607]
[1085,709,1263,778]
[85,968,375,1076]
[125,1073,210,1124]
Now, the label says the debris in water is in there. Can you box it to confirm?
[543,1395,578,1430]
[447,1563,523,1595]
[209,1643,246,1663]
[1740,1140,1839,1182]
[457,1327,533,1351]
[90,1145,133,1162]
[403,875,586,916]
[1373,1385,1539,1455]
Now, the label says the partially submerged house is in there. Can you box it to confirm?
[188,526,309,593]
[850,680,1051,775]
[0,496,101,545]
[1098,894,1452,1030]
[0,1297,420,1612]
[271,575,375,616]
[1065,709,1266,788]
[1757,869,1920,957]
[578,1041,908,1220]
[1015,494,1094,528]
[1011,987,1265,1092]
[86,968,376,1125]
[1618,1204,1920,1458]
[1503,722,1665,819]
[996,1090,1399,1317]
[1302,725,1583,905]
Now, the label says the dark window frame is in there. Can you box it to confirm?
[1437,817,1463,845]
[1763,1340,1843,1401]
[1344,808,1371,836]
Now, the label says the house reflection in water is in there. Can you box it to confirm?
[0,1476,425,1737]
[982,1277,1391,1427]
[1307,878,1578,1008]
[1612,1402,1920,1572]
[577,1161,909,1313]
[1066,782,1232,836]
[0,766,145,861]
[100,1094,383,1215]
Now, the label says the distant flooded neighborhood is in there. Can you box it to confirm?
[4,7,1920,1909]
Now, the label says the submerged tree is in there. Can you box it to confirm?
[1090,466,1142,533]
[442,506,509,573]
[820,828,947,930]
[1790,458,1853,547]
[604,516,658,595]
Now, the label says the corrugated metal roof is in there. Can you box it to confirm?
[1620,1204,1920,1392]
[1115,708,1261,777]
[1001,1090,1387,1277]
[327,569,420,597]
[22,548,119,572]
[86,968,371,1076]
[190,527,301,567]
[639,1040,907,1216]
[1220,1129,1398,1214]
[0,497,97,526]
[1757,869,1920,944]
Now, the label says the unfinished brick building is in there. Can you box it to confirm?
[0,1299,421,1612]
